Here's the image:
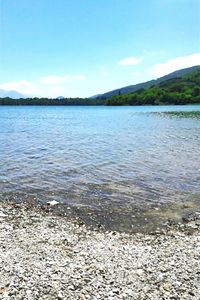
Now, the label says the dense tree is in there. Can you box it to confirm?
[105,69,200,106]
[0,97,105,106]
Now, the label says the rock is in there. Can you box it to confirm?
[182,212,200,222]
[0,212,7,218]
[136,269,144,276]
[188,291,195,296]
[57,291,64,299]
[0,287,8,294]
[47,200,59,206]
[163,282,172,291]
[112,288,120,294]
[80,294,87,300]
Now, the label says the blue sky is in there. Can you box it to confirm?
[0,0,199,98]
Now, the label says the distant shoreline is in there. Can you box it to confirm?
[1,67,199,106]
[0,102,200,106]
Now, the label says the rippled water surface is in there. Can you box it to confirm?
[0,105,200,231]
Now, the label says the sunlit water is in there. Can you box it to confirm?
[0,105,200,231]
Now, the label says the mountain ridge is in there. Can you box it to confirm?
[105,67,200,106]
[0,89,25,99]
[92,65,200,99]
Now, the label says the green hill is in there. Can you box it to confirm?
[106,68,200,106]
[93,65,200,99]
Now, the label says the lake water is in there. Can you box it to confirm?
[0,105,200,231]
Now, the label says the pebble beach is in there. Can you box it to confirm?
[0,202,200,300]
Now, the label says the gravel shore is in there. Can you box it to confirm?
[0,202,200,300]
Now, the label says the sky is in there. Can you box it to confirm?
[0,0,200,98]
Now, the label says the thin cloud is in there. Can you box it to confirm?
[40,75,71,85]
[0,80,33,90]
[0,80,40,96]
[100,71,110,77]
[152,53,200,78]
[0,74,87,98]
[74,75,86,80]
[118,56,143,66]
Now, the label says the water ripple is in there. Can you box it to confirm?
[0,105,200,213]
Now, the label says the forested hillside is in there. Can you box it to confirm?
[106,69,200,106]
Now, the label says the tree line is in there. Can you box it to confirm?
[0,97,104,106]
[0,69,199,106]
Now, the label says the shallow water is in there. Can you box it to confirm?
[0,105,200,231]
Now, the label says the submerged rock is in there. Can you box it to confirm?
[182,211,200,223]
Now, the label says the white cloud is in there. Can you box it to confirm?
[0,80,33,90]
[0,79,73,98]
[0,80,42,96]
[0,73,87,98]
[152,53,200,78]
[118,56,143,66]
[40,75,71,85]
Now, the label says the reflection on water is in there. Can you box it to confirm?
[0,105,200,231]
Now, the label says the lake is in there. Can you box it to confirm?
[0,105,200,232]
